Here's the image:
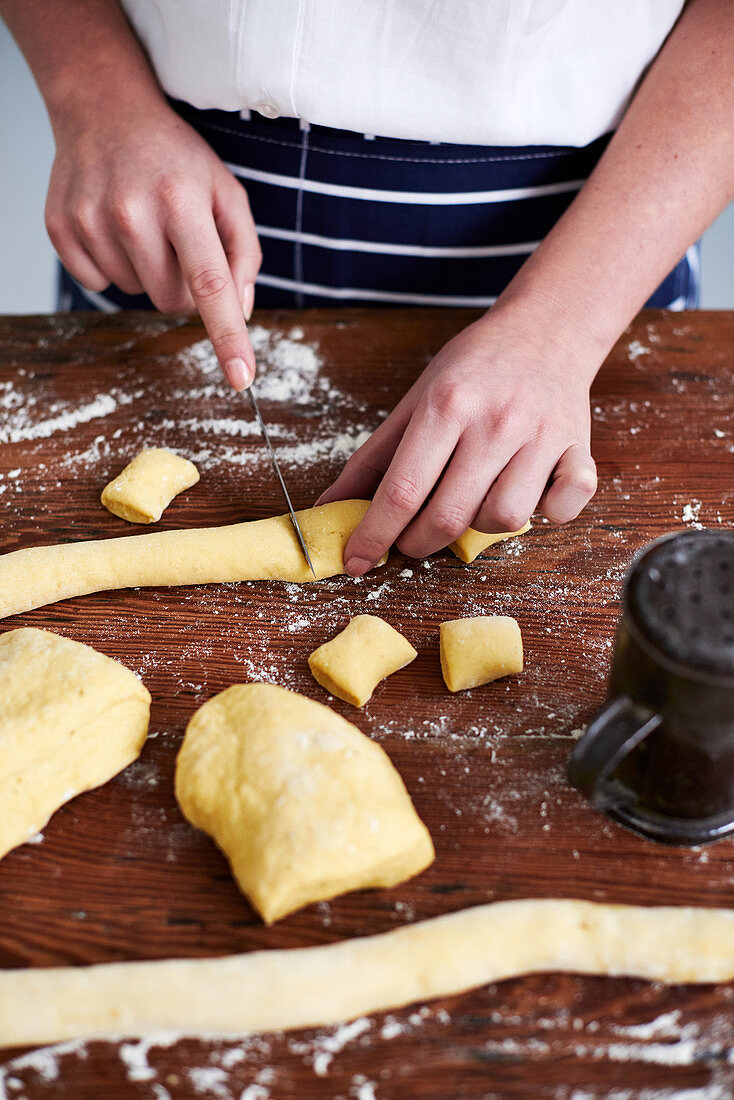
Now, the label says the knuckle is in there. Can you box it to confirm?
[486,501,530,533]
[344,448,379,478]
[426,381,464,425]
[209,328,246,355]
[115,275,142,296]
[543,501,574,525]
[574,466,598,496]
[188,265,229,301]
[157,176,191,214]
[44,207,65,239]
[109,193,142,235]
[151,289,188,314]
[489,404,519,438]
[45,214,70,252]
[382,473,422,513]
[431,503,470,540]
[497,507,530,533]
[354,529,387,559]
[73,200,101,239]
[556,458,597,498]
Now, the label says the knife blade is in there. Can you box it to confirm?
[246,387,317,578]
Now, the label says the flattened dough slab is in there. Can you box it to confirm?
[1,899,733,1047]
[0,628,150,859]
[175,683,434,923]
[0,500,372,619]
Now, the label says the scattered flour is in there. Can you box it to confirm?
[177,338,220,375]
[351,1076,378,1099]
[2,318,733,1100]
[288,1017,372,1077]
[0,394,117,444]
[627,340,651,362]
[681,500,704,530]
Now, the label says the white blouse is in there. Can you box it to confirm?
[121,0,685,147]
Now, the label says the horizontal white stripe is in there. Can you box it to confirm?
[666,294,688,312]
[226,162,585,206]
[256,224,539,259]
[70,278,121,313]
[685,243,700,283]
[256,272,497,307]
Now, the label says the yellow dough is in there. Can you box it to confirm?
[175,683,434,924]
[1,898,733,1046]
[0,628,150,860]
[440,615,523,692]
[308,615,417,707]
[449,520,531,564]
[101,448,200,524]
[0,499,374,620]
[0,501,528,621]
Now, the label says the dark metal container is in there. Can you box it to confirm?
[568,529,734,844]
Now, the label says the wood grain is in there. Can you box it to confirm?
[0,308,733,1098]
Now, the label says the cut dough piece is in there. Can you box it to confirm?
[1,898,733,1046]
[449,521,531,564]
[440,616,523,692]
[101,448,199,524]
[308,615,417,707]
[175,683,434,923]
[0,628,150,860]
[0,499,376,620]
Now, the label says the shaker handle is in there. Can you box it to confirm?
[568,696,663,811]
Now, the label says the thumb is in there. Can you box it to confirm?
[540,443,597,524]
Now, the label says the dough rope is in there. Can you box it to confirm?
[0,500,372,619]
[1,899,732,1047]
[0,500,529,620]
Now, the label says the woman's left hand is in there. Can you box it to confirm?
[316,299,600,576]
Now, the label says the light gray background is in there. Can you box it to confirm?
[1,20,732,314]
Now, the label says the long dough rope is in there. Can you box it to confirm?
[0,499,527,620]
[2,898,733,1048]
[0,499,372,620]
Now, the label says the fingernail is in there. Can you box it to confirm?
[224,357,251,391]
[243,284,255,322]
[345,557,372,577]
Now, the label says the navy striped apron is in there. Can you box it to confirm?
[58,102,700,313]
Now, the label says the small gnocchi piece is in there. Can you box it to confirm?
[449,521,531,564]
[101,448,200,524]
[440,615,523,692]
[308,614,417,707]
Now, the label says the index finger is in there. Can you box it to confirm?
[343,410,460,576]
[168,207,256,390]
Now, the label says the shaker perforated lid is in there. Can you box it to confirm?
[626,530,734,677]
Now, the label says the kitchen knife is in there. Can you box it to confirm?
[246,387,316,578]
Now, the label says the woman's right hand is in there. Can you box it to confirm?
[46,97,261,389]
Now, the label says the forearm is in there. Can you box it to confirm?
[496,0,734,361]
[0,0,166,129]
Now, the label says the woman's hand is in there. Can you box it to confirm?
[2,0,261,391]
[46,99,261,389]
[317,300,599,575]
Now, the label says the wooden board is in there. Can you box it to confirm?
[0,307,733,1098]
